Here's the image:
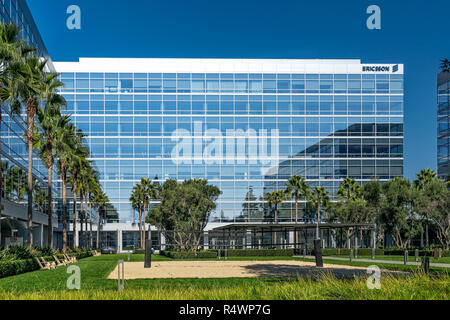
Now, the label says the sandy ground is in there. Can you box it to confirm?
[108,260,377,279]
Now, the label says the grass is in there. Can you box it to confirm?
[323,255,450,264]
[0,254,448,300]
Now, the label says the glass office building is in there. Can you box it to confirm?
[438,71,450,180]
[1,0,58,246]
[54,58,404,225]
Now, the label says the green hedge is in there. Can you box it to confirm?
[384,249,450,257]
[218,249,294,257]
[0,250,93,279]
[160,250,217,259]
[0,258,39,278]
[314,248,384,256]
[160,249,294,259]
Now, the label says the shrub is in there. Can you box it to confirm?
[160,250,217,259]
[219,249,294,257]
[0,259,39,279]
[315,248,384,256]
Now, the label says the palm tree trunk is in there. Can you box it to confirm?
[72,180,77,248]
[274,204,277,247]
[89,199,93,249]
[139,205,142,249]
[85,190,89,248]
[295,198,298,248]
[96,205,100,249]
[80,191,83,247]
[316,203,320,240]
[47,165,53,248]
[62,167,67,251]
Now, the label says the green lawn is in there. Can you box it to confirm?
[0,254,448,300]
[322,254,450,264]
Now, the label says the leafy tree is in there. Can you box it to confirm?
[380,177,422,249]
[150,179,221,251]
[337,178,361,201]
[416,178,450,249]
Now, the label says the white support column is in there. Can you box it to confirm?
[246,230,252,249]
[117,229,122,253]
[203,231,208,250]
[161,232,166,250]
[40,224,44,247]
[289,231,294,248]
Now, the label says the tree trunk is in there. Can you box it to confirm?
[80,191,84,247]
[316,204,321,240]
[96,205,100,249]
[89,199,93,249]
[47,165,53,248]
[27,124,34,248]
[62,167,67,251]
[295,198,298,248]
[72,179,77,248]
[85,190,88,248]
[138,205,142,249]
[274,204,277,246]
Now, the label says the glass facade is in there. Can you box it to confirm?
[0,0,58,218]
[438,71,450,180]
[56,59,404,224]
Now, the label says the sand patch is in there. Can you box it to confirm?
[107,260,374,279]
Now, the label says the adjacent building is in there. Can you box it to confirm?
[438,71,450,180]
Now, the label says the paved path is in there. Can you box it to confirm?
[294,255,450,268]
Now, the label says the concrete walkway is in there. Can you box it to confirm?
[294,255,450,268]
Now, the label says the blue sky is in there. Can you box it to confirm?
[26,0,449,180]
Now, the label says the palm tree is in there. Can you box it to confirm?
[285,175,309,248]
[68,130,88,249]
[440,58,450,73]
[87,170,100,248]
[0,23,34,246]
[266,190,286,246]
[337,177,361,201]
[1,54,49,247]
[93,189,108,249]
[130,183,145,248]
[35,78,67,248]
[56,122,76,251]
[140,177,152,247]
[414,168,437,191]
[309,186,330,240]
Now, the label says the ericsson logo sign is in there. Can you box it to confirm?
[362,64,399,73]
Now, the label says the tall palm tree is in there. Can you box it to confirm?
[87,170,100,248]
[285,175,309,248]
[68,129,88,249]
[1,54,48,248]
[56,122,76,251]
[0,23,34,246]
[93,189,108,249]
[266,190,285,246]
[130,183,145,248]
[309,186,330,240]
[35,79,67,248]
